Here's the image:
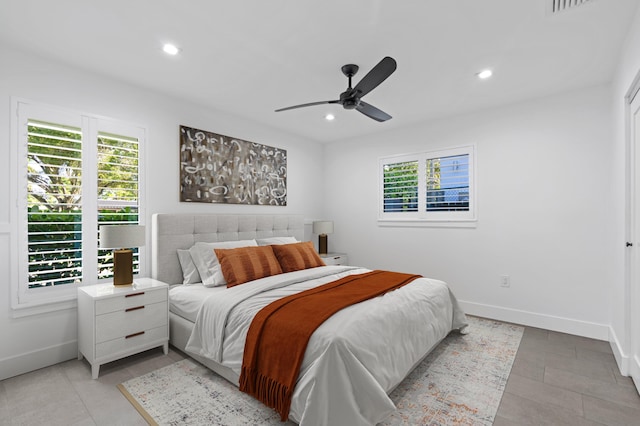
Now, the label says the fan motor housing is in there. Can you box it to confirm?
[343,99,359,109]
[340,90,360,109]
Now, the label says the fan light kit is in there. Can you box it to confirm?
[325,114,335,121]
[276,56,397,122]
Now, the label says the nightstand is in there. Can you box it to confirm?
[77,278,169,379]
[320,253,348,266]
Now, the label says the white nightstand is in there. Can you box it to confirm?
[77,278,169,379]
[320,253,348,266]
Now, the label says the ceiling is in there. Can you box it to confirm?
[0,0,638,143]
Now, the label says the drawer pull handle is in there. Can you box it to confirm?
[126,292,145,298]
[333,257,339,260]
[125,306,145,312]
[125,331,145,339]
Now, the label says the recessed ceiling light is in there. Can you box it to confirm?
[477,69,493,79]
[162,43,180,55]
[325,113,335,121]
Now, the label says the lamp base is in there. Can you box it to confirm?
[318,234,328,255]
[113,249,134,286]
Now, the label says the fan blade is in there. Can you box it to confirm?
[275,100,339,112]
[353,57,397,98]
[356,101,392,122]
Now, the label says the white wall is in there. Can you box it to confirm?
[0,43,324,380]
[324,85,614,339]
[610,5,640,375]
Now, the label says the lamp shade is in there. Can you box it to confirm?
[99,225,146,249]
[313,221,334,235]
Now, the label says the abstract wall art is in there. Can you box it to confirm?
[179,125,287,205]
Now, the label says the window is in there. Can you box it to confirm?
[97,131,141,280]
[27,119,84,289]
[379,145,476,226]
[381,160,419,212]
[12,100,146,309]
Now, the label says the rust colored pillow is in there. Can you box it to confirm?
[215,245,283,288]
[271,241,326,273]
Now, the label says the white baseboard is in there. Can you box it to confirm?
[459,300,609,340]
[0,340,77,381]
[608,325,629,375]
[632,354,640,390]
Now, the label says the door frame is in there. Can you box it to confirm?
[624,71,640,391]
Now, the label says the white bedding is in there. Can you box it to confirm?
[181,265,467,426]
[169,283,226,322]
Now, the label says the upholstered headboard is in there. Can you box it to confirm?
[151,213,305,285]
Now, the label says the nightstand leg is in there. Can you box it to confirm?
[91,364,100,380]
[162,342,169,355]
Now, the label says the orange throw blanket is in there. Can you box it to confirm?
[239,270,421,421]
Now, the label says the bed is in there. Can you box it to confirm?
[151,213,467,426]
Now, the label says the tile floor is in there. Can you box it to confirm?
[494,326,640,425]
[0,322,639,425]
[0,348,187,426]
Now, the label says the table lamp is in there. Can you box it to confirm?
[312,221,334,255]
[99,225,145,286]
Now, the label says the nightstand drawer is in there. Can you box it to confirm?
[96,301,167,343]
[96,325,168,359]
[95,288,167,315]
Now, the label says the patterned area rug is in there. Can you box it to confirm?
[118,316,523,426]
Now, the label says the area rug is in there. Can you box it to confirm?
[118,316,523,426]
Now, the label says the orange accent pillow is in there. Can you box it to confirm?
[271,241,326,273]
[215,245,283,288]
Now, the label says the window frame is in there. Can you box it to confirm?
[378,145,477,228]
[10,98,147,313]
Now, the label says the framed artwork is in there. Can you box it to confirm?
[179,125,287,205]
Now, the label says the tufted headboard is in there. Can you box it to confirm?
[151,213,305,285]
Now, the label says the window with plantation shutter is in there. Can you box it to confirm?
[379,145,476,227]
[12,100,146,309]
[426,153,470,212]
[382,160,418,212]
[97,131,141,280]
[27,120,84,288]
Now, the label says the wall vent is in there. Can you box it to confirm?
[549,0,593,14]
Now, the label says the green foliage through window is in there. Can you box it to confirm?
[382,160,419,212]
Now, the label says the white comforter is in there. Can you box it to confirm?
[185,266,467,426]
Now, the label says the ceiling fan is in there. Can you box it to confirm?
[275,56,397,122]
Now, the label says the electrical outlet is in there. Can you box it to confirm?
[500,275,510,288]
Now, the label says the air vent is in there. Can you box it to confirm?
[550,0,593,14]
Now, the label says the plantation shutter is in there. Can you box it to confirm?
[27,120,83,288]
[97,131,141,279]
[379,145,475,226]
[382,160,419,212]
[14,100,147,308]
[426,153,470,212]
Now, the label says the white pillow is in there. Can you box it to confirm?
[188,239,258,287]
[256,236,298,246]
[177,249,201,285]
